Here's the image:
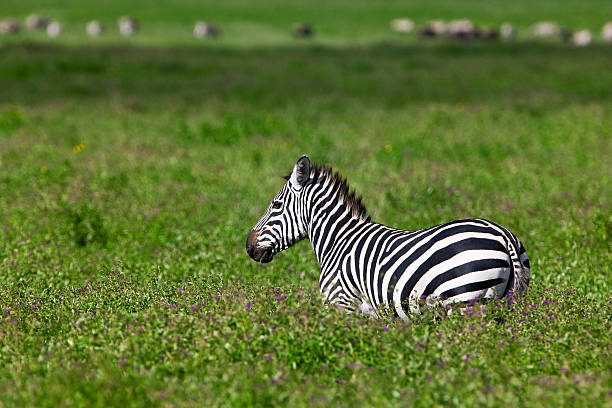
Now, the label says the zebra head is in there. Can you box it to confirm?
[246,155,311,263]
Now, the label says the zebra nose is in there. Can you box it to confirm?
[246,229,259,257]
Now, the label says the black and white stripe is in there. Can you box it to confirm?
[246,155,530,318]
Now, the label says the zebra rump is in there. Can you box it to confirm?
[246,155,530,318]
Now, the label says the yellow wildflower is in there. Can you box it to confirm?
[73,141,86,153]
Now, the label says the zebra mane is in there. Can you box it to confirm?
[311,164,370,222]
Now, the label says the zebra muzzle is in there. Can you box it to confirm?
[246,229,273,263]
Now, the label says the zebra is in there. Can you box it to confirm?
[246,155,530,318]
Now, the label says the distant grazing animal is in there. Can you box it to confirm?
[419,20,447,37]
[25,14,48,30]
[0,19,20,34]
[391,18,414,33]
[246,156,530,319]
[118,16,139,36]
[292,23,313,38]
[603,22,612,42]
[500,23,516,40]
[446,19,475,39]
[193,21,220,38]
[572,29,592,47]
[46,20,62,38]
[86,20,104,37]
[532,22,560,37]
[476,27,499,40]
[559,27,573,43]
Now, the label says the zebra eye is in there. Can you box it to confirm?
[272,201,283,209]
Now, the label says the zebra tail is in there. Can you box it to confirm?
[506,238,530,296]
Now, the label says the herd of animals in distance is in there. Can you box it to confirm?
[1,13,612,47]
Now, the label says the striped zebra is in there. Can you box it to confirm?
[246,155,530,318]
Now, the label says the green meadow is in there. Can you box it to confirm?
[0,0,611,406]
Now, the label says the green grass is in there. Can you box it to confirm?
[1,1,611,406]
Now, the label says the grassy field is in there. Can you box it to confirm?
[1,1,611,406]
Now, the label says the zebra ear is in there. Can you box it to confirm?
[290,155,311,188]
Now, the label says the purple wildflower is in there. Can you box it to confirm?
[519,318,525,322]
[541,376,552,385]
[246,301,252,311]
[382,325,389,332]
[310,396,328,403]
[482,385,494,393]
[265,354,274,360]
[275,295,287,302]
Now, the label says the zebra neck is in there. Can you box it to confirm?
[307,203,369,272]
